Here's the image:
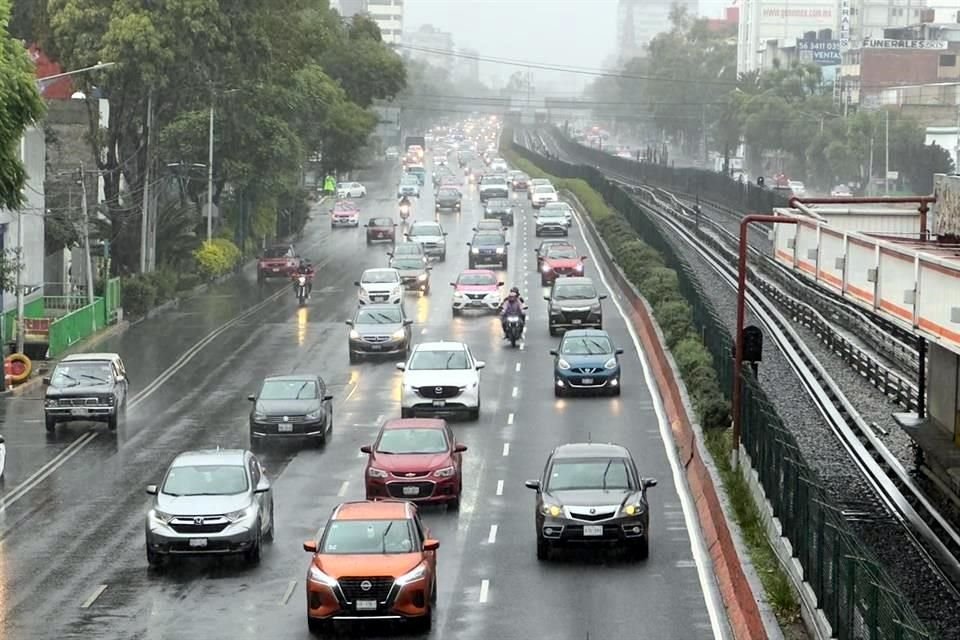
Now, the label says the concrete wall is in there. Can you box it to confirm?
[928,342,960,439]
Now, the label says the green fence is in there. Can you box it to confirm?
[506,133,932,640]
[2,296,44,343]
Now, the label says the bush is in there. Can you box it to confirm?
[176,273,202,291]
[639,267,680,307]
[193,238,242,281]
[672,337,714,376]
[122,275,157,319]
[655,300,693,347]
[147,269,178,302]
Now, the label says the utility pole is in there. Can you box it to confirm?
[140,91,153,273]
[14,210,23,356]
[868,136,874,196]
[884,109,890,194]
[79,164,95,318]
[207,95,215,243]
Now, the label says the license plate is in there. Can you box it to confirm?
[189,538,208,547]
[583,525,603,537]
[582,378,594,385]
[403,486,420,496]
[470,301,483,306]
[572,319,582,324]
[272,268,280,272]
[370,345,382,350]
[432,400,446,407]
[71,408,89,416]
[278,423,293,432]
[356,600,378,611]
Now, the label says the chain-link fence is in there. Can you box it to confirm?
[506,134,932,639]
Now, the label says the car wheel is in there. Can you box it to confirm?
[245,527,262,565]
[448,493,460,511]
[610,385,621,397]
[349,350,358,364]
[631,536,649,561]
[440,252,446,262]
[264,505,275,542]
[548,325,557,337]
[366,237,372,245]
[536,536,551,561]
[452,308,461,317]
[44,415,56,434]
[468,259,475,269]
[541,276,549,286]
[502,258,508,269]
[146,546,165,570]
[108,411,118,432]
[554,384,563,397]
[468,405,480,421]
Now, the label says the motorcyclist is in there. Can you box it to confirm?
[499,287,526,337]
[398,195,412,219]
[294,259,314,296]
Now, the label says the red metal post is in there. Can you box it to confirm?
[788,195,935,240]
[732,215,798,468]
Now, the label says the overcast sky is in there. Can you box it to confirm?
[404,0,727,93]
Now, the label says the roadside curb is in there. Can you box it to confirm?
[566,190,770,640]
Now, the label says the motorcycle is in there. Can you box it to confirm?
[293,274,311,305]
[504,308,527,347]
[0,435,7,478]
[399,203,411,221]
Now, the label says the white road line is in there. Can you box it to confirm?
[337,481,349,497]
[502,443,510,456]
[479,579,490,603]
[21,419,40,423]
[574,208,728,640]
[80,584,108,608]
[515,362,521,372]
[420,328,427,335]
[507,413,514,425]
[0,431,98,512]
[280,579,298,606]
[487,525,498,544]
[511,386,518,398]
[376,414,384,425]
[496,479,504,496]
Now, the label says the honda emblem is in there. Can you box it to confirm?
[360,580,373,591]
[589,508,596,514]
[194,517,204,525]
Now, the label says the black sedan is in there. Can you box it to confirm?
[346,303,413,362]
[483,198,515,226]
[248,375,334,446]
[525,442,657,561]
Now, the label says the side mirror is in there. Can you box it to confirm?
[615,348,625,355]
[423,538,440,552]
[497,281,505,286]
[466,242,471,247]
[504,242,511,246]
[543,295,550,301]
[443,232,448,236]
[387,252,394,257]
[146,484,158,495]
[581,256,588,261]
[598,294,608,300]
[450,282,457,287]
[454,443,468,452]
[254,484,270,494]
[643,478,658,489]
[472,227,478,232]
[42,376,51,385]
[354,281,361,286]
[549,349,558,356]
[396,362,406,370]
[360,445,372,454]
[524,480,541,491]
[247,394,256,402]
[425,266,433,271]
[303,540,318,553]
[403,319,413,326]
[323,394,334,402]
[475,361,486,370]
[345,320,354,326]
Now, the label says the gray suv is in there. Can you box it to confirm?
[144,449,274,568]
[43,353,129,433]
[435,186,462,212]
[545,277,606,335]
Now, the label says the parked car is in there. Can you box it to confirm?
[365,217,396,244]
[248,374,334,445]
[43,353,129,433]
[830,184,852,197]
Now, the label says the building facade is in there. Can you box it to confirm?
[617,0,700,63]
[402,24,455,73]
[456,47,480,85]
[366,0,404,44]
[738,0,840,72]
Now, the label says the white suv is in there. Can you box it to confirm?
[406,221,448,261]
[531,185,559,208]
[355,268,403,305]
[397,341,485,421]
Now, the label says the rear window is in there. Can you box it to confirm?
[553,283,597,299]
[438,188,459,197]
[369,218,393,227]
[264,246,291,258]
[472,235,502,246]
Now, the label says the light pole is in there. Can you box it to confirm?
[206,100,214,242]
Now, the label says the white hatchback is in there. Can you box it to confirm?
[397,341,485,420]
[355,268,403,305]
[337,182,367,198]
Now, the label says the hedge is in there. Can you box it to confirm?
[120,270,204,319]
[194,238,242,280]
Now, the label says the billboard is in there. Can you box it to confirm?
[797,39,841,65]
[759,3,835,28]
[862,38,948,49]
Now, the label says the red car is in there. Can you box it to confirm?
[330,200,360,228]
[365,216,396,244]
[361,418,467,509]
[540,243,587,285]
[257,244,298,282]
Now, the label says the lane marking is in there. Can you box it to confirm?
[280,579,298,606]
[515,362,521,372]
[511,386,518,398]
[420,328,428,335]
[488,525,498,544]
[496,479,504,496]
[502,443,510,456]
[375,414,384,425]
[479,579,490,603]
[80,584,108,608]
[573,207,728,639]
[507,413,514,425]
[0,431,98,512]
[337,481,349,497]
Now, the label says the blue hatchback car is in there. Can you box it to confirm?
[550,329,623,397]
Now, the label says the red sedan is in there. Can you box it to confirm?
[361,418,467,509]
[540,243,587,285]
[365,216,397,244]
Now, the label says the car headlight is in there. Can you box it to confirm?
[308,565,339,588]
[557,358,571,370]
[454,291,466,299]
[225,506,258,522]
[604,357,617,369]
[149,509,174,524]
[45,398,58,407]
[396,562,428,586]
[495,247,504,254]
[253,410,267,420]
[392,328,406,339]
[541,264,552,272]
[349,329,360,340]
[540,504,562,517]
[591,303,602,313]
[434,466,456,478]
[392,287,401,296]
[417,273,428,281]
[622,503,646,517]
[306,409,323,420]
[471,248,479,254]
[368,467,388,478]
[574,264,584,271]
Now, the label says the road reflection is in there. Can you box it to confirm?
[296,307,308,346]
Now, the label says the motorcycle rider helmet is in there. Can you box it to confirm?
[507,290,518,299]
[509,286,520,296]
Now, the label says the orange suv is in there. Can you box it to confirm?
[303,500,439,634]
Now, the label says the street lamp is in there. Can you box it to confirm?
[207,88,240,242]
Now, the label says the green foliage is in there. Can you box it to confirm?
[655,300,694,348]
[193,238,241,281]
[120,275,157,319]
[0,248,23,293]
[0,0,46,211]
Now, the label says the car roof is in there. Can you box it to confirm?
[382,418,447,430]
[561,328,610,338]
[333,500,412,521]
[414,341,468,352]
[173,449,248,466]
[263,374,320,382]
[61,353,121,363]
[552,442,631,459]
[363,267,399,274]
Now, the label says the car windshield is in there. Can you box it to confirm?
[259,379,318,399]
[458,273,496,286]
[391,258,425,270]
[408,349,469,370]
[547,459,631,491]
[472,235,502,246]
[561,336,613,355]
[539,209,565,218]
[362,271,399,284]
[545,203,571,211]
[553,284,597,300]
[264,246,290,258]
[535,186,556,194]
[516,173,529,180]
[393,244,422,255]
[162,464,249,496]
[546,246,578,259]
[356,308,403,324]
[321,519,415,555]
[369,218,393,227]
[51,362,113,386]
[409,225,441,236]
[438,189,459,197]
[377,428,448,454]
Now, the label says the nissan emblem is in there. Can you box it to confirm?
[360,580,373,591]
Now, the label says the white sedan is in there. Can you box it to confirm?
[337,182,367,198]
[355,268,403,305]
[397,341,485,421]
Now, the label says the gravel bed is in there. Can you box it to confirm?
[641,196,960,640]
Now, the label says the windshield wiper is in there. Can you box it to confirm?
[380,521,394,554]
[601,459,613,492]
[80,374,109,383]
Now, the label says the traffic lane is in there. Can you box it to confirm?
[431,195,720,639]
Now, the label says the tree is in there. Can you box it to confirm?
[321,15,406,108]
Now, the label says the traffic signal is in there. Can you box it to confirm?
[757,176,765,187]
[742,325,763,362]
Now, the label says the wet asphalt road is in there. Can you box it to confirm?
[0,158,724,640]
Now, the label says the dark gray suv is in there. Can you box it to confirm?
[43,353,129,433]
[435,186,462,212]
[545,277,606,335]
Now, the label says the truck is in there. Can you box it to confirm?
[405,135,426,152]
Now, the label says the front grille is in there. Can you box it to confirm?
[392,470,431,478]
[339,577,395,602]
[415,385,462,399]
[57,397,104,407]
[553,267,578,276]
[369,294,389,302]
[560,310,592,321]
[363,335,390,343]
[265,414,308,423]
[168,517,230,534]
[386,482,436,499]
[465,293,487,300]
[572,367,601,374]
[568,510,617,522]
